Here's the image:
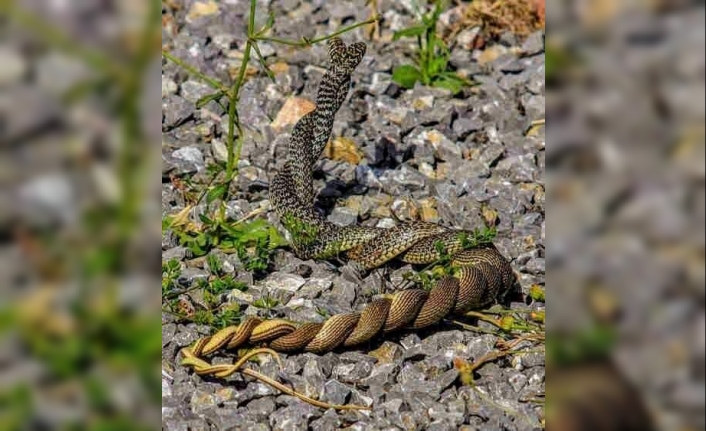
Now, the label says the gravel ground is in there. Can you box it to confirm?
[161,1,545,430]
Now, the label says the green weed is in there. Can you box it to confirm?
[162,259,182,298]
[252,294,280,310]
[163,254,248,329]
[164,215,286,272]
[458,226,498,249]
[315,307,331,319]
[391,0,471,94]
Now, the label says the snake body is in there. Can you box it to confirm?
[185,38,515,360]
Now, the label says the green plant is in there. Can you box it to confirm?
[163,253,248,328]
[281,212,320,247]
[528,284,545,302]
[164,213,287,271]
[403,267,442,291]
[252,294,280,310]
[458,226,498,249]
[191,304,242,330]
[391,0,470,94]
[200,273,247,307]
[212,306,242,329]
[315,307,331,319]
[162,259,182,297]
[206,253,222,275]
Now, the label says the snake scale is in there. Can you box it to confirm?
[183,38,514,365]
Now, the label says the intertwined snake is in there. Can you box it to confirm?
[180,38,515,404]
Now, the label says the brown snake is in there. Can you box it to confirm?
[181,38,515,396]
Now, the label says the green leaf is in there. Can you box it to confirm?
[188,243,207,257]
[167,259,181,272]
[431,36,449,57]
[206,162,225,175]
[193,310,214,326]
[432,74,465,94]
[214,307,241,329]
[529,285,545,302]
[428,55,448,77]
[206,183,228,204]
[392,25,427,41]
[206,254,222,275]
[265,12,275,31]
[392,65,422,89]
[195,91,225,109]
[162,216,173,232]
[267,225,287,248]
[198,213,213,225]
[195,233,209,248]
[431,0,446,22]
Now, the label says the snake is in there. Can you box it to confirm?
[182,37,515,367]
[173,38,654,427]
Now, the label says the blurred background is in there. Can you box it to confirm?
[0,0,161,430]
[546,1,704,430]
[0,0,703,430]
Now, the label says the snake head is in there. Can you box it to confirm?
[327,37,366,75]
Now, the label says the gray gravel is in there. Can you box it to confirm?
[162,0,545,429]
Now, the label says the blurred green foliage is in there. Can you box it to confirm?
[545,42,577,84]
[547,324,617,366]
[0,386,33,431]
[0,0,161,429]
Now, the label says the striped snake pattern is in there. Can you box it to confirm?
[183,38,515,368]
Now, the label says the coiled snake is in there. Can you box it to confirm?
[180,38,515,405]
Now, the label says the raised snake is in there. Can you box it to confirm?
[173,38,657,427]
[181,38,515,376]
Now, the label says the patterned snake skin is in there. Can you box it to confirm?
[183,38,515,361]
